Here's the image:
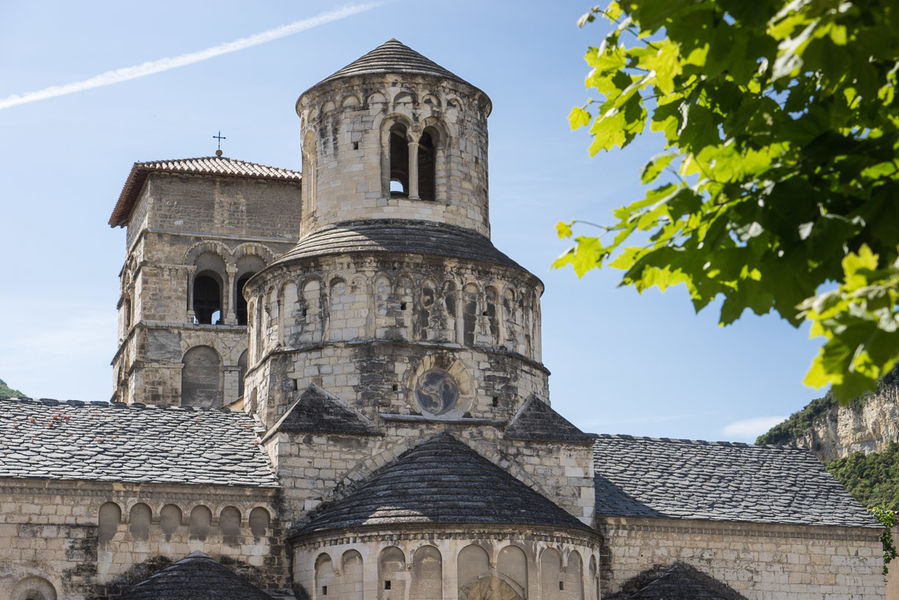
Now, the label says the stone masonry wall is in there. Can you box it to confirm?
[596,516,885,599]
[297,73,492,238]
[264,428,594,531]
[112,172,299,406]
[0,479,285,600]
[292,526,600,600]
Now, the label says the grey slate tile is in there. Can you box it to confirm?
[0,397,278,488]
[504,395,594,443]
[264,384,378,440]
[592,434,876,528]
[296,432,591,535]
[272,220,528,272]
[122,552,274,600]
[318,39,472,88]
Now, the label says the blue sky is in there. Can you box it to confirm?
[0,1,824,441]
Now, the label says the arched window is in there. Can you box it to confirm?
[410,545,442,600]
[12,577,57,600]
[248,507,270,539]
[189,505,212,540]
[342,550,364,600]
[98,502,121,544]
[389,124,409,196]
[417,129,437,201]
[540,548,562,598]
[181,346,222,408]
[129,503,151,541]
[160,504,181,540]
[193,272,222,324]
[220,506,241,545]
[379,546,406,599]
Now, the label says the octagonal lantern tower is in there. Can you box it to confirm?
[243,39,547,429]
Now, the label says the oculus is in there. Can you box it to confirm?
[415,368,459,416]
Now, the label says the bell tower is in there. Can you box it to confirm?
[244,39,546,428]
[295,38,493,238]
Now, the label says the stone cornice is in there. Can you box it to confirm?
[596,515,881,542]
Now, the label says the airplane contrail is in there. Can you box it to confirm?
[0,3,382,111]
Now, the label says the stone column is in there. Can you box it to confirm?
[185,266,197,323]
[224,266,238,324]
[408,140,420,199]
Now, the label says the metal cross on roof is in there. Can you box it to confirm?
[213,131,226,156]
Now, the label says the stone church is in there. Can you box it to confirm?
[0,40,887,600]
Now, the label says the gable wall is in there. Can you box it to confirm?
[596,516,884,599]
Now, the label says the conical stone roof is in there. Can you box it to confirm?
[122,552,274,600]
[296,433,591,535]
[317,38,473,87]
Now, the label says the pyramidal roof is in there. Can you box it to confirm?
[318,39,473,87]
[122,552,274,600]
[295,433,591,535]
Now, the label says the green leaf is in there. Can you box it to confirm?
[569,106,592,130]
[640,152,678,184]
[565,0,899,402]
[556,220,574,239]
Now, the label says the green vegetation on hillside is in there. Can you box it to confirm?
[0,378,25,398]
[827,443,899,512]
[756,393,848,445]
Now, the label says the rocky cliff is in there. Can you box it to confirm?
[758,375,899,462]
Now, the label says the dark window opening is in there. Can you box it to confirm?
[237,350,248,399]
[322,585,327,595]
[235,273,254,326]
[559,581,564,591]
[389,124,409,197]
[384,580,391,590]
[193,273,222,325]
[418,130,436,201]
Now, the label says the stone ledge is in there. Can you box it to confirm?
[378,413,505,426]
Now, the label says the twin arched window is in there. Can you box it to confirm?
[388,123,439,201]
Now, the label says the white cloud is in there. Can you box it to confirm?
[722,416,787,441]
[0,3,382,110]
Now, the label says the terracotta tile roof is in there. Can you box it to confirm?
[123,552,275,600]
[295,433,591,535]
[109,156,301,227]
[318,38,472,87]
[0,397,279,488]
[592,434,877,528]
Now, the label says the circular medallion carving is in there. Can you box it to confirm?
[415,368,459,416]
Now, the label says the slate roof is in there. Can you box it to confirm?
[296,433,591,535]
[607,563,748,600]
[0,397,278,488]
[274,220,530,274]
[318,38,473,88]
[263,384,378,441]
[593,434,876,528]
[122,552,274,600]
[504,396,594,443]
[109,156,301,227]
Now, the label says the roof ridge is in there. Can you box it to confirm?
[0,396,242,414]
[135,155,301,174]
[592,432,802,448]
